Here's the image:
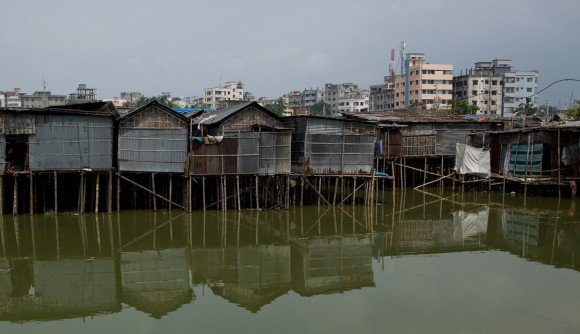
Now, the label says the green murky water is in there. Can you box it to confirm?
[0,190,578,333]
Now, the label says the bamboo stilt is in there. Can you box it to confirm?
[95,173,100,214]
[255,175,260,210]
[107,170,112,213]
[116,172,121,211]
[169,175,173,210]
[236,175,241,211]
[202,176,206,211]
[151,173,157,211]
[0,175,3,216]
[29,173,34,215]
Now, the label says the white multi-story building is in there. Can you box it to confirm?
[323,83,369,115]
[491,58,539,117]
[0,94,5,108]
[453,62,503,115]
[203,81,245,110]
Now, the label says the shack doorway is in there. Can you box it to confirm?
[5,134,29,172]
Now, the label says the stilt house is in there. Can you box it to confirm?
[118,101,189,174]
[189,102,291,175]
[285,116,376,175]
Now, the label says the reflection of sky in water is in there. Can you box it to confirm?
[0,190,578,333]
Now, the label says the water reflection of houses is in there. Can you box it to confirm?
[490,208,580,270]
[291,235,374,296]
[388,207,489,255]
[192,245,291,312]
[120,248,192,318]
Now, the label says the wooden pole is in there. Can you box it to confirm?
[202,176,206,211]
[439,156,444,188]
[423,157,428,186]
[151,173,157,211]
[168,175,173,210]
[188,175,192,212]
[29,173,34,215]
[116,173,186,210]
[352,177,357,206]
[116,172,121,211]
[333,177,338,205]
[222,176,227,212]
[236,175,241,211]
[317,177,322,207]
[285,175,290,209]
[300,176,304,207]
[557,129,562,197]
[94,173,100,214]
[0,175,3,216]
[255,175,260,210]
[107,170,112,213]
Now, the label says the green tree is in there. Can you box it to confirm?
[566,100,580,120]
[307,101,328,115]
[514,99,539,117]
[450,99,479,115]
[264,97,287,116]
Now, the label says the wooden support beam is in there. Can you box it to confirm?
[29,173,34,215]
[255,176,260,210]
[304,177,332,206]
[151,173,157,211]
[13,174,19,215]
[116,172,121,211]
[236,175,241,211]
[0,175,3,216]
[95,173,100,214]
[414,173,454,190]
[107,170,112,213]
[116,173,186,210]
[169,175,173,210]
[300,176,304,207]
[202,176,206,211]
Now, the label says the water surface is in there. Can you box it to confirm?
[0,190,578,333]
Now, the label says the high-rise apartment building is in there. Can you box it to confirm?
[393,53,453,111]
[323,83,369,115]
[203,81,245,110]
[453,62,503,115]
[369,84,394,112]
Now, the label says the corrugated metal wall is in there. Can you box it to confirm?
[119,128,187,173]
[291,118,375,175]
[28,115,113,171]
[259,132,291,175]
[189,133,260,175]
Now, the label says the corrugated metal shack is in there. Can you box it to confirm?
[0,102,117,215]
[342,112,505,158]
[0,102,115,171]
[290,235,374,296]
[474,123,579,195]
[118,101,189,173]
[187,101,292,211]
[189,101,290,175]
[285,116,376,175]
[120,248,192,318]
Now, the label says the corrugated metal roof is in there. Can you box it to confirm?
[0,101,118,117]
[120,101,189,123]
[192,101,281,126]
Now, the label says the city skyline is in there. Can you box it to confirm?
[1,0,579,108]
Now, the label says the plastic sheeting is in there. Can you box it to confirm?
[455,143,491,178]
[453,207,489,241]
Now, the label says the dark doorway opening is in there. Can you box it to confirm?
[6,134,29,171]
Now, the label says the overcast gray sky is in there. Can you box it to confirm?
[1,0,579,107]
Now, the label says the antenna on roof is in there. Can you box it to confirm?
[42,69,47,91]
[219,68,223,87]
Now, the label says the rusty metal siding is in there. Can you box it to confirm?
[118,128,187,173]
[189,133,260,175]
[259,132,291,175]
[28,115,113,171]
